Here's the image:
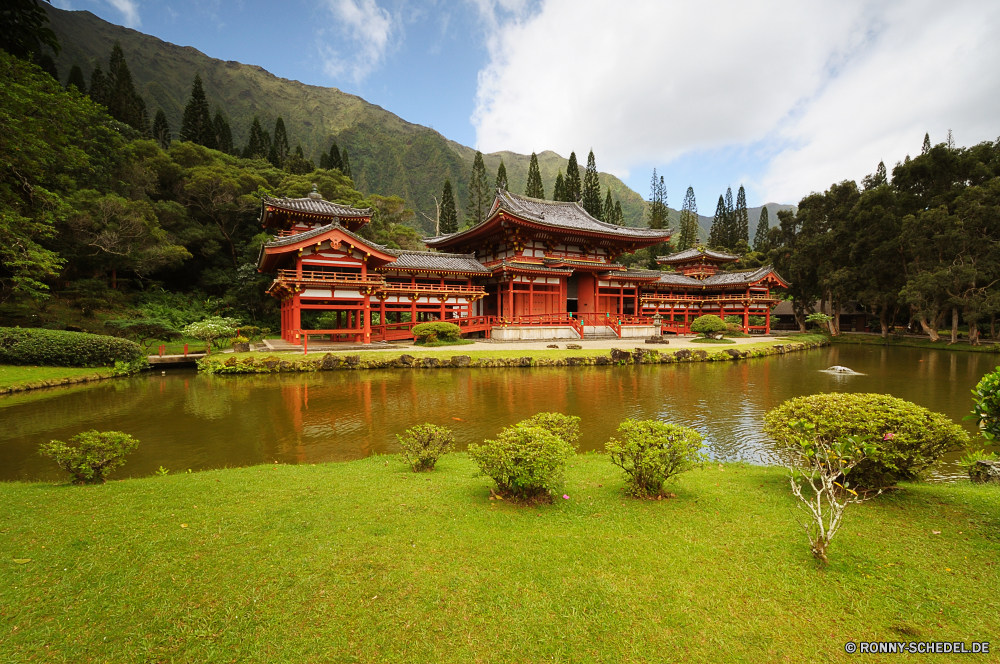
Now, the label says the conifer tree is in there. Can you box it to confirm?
[106,42,150,136]
[495,159,508,191]
[753,206,770,252]
[604,187,615,224]
[180,74,214,148]
[152,108,171,150]
[564,151,581,202]
[614,201,624,227]
[213,111,234,155]
[922,132,931,154]
[341,150,352,179]
[723,186,735,248]
[709,195,727,249]
[735,185,749,245]
[88,65,107,106]
[440,179,458,234]
[553,170,565,202]
[582,150,603,219]
[35,53,57,80]
[524,152,544,198]
[466,151,491,226]
[647,169,668,229]
[677,186,699,250]
[328,142,343,171]
[269,116,289,168]
[242,116,269,160]
[65,64,86,94]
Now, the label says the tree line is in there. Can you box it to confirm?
[436,149,626,235]
[767,133,1000,343]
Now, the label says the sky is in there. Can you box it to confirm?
[55,0,1000,209]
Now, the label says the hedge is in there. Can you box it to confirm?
[0,327,144,367]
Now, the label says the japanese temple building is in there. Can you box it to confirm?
[257,188,787,344]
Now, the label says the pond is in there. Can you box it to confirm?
[1,345,996,483]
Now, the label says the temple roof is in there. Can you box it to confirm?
[700,265,785,287]
[262,196,372,218]
[262,222,387,251]
[657,247,740,264]
[382,251,489,274]
[490,259,574,276]
[492,190,670,238]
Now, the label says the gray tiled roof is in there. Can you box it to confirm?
[543,258,625,269]
[701,265,782,286]
[263,196,372,217]
[495,190,671,238]
[263,222,389,252]
[490,259,573,275]
[655,272,703,286]
[605,268,670,280]
[657,247,740,263]
[382,251,489,273]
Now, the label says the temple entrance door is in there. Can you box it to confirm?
[514,293,530,317]
[566,275,579,313]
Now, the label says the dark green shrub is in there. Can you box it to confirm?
[968,365,1000,442]
[690,315,726,338]
[397,423,455,471]
[606,419,704,497]
[412,322,461,343]
[468,416,578,501]
[39,431,139,484]
[764,393,969,488]
[0,327,144,367]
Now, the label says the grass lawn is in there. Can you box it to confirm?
[690,338,736,344]
[830,333,1000,354]
[2,455,997,662]
[0,365,112,391]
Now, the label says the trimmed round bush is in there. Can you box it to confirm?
[606,419,705,497]
[412,321,461,343]
[689,315,726,338]
[468,415,579,501]
[397,423,455,471]
[518,412,580,447]
[0,327,144,367]
[39,430,139,484]
[764,393,970,488]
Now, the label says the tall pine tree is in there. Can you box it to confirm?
[65,64,86,94]
[466,151,491,227]
[603,187,615,224]
[242,116,269,160]
[723,186,736,249]
[708,195,727,249]
[922,132,931,154]
[152,108,171,149]
[614,201,624,227]
[524,152,545,198]
[582,150,603,219]
[88,65,107,106]
[553,170,565,201]
[179,74,214,148]
[735,185,749,245]
[647,169,668,229]
[564,152,581,202]
[753,206,770,252]
[268,116,289,168]
[341,150,352,178]
[106,42,150,136]
[495,159,508,191]
[213,111,234,155]
[439,179,458,234]
[677,186,699,250]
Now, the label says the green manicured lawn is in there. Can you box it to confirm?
[690,337,736,344]
[830,333,1000,354]
[2,455,997,662]
[0,365,111,391]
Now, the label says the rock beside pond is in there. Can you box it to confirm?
[345,355,361,367]
[566,344,582,350]
[422,357,440,368]
[970,460,1000,484]
[673,349,691,360]
[450,355,471,367]
[610,348,631,363]
[321,353,341,370]
[725,349,743,360]
[547,344,559,349]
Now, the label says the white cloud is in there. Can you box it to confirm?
[471,0,1000,203]
[104,0,141,28]
[317,0,396,83]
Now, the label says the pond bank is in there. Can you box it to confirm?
[0,365,113,395]
[198,335,829,374]
[2,455,996,662]
[831,332,1000,354]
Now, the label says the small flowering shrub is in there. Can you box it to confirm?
[397,423,455,471]
[606,419,705,497]
[764,393,969,489]
[39,430,139,484]
[182,316,241,352]
[468,414,578,501]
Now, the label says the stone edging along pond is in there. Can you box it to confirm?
[197,338,829,374]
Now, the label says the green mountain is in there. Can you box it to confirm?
[44,7,649,234]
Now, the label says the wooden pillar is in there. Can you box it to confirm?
[292,293,302,344]
[528,279,534,316]
[766,305,771,334]
[363,293,371,344]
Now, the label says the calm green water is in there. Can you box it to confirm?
[1,345,996,482]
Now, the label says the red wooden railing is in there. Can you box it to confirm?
[641,294,775,304]
[496,312,584,339]
[277,270,383,287]
[379,282,486,296]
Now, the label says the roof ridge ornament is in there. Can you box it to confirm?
[308,183,322,199]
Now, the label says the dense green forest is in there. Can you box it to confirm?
[0,45,420,332]
[761,136,1000,342]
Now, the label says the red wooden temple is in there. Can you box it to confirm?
[257,188,787,344]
